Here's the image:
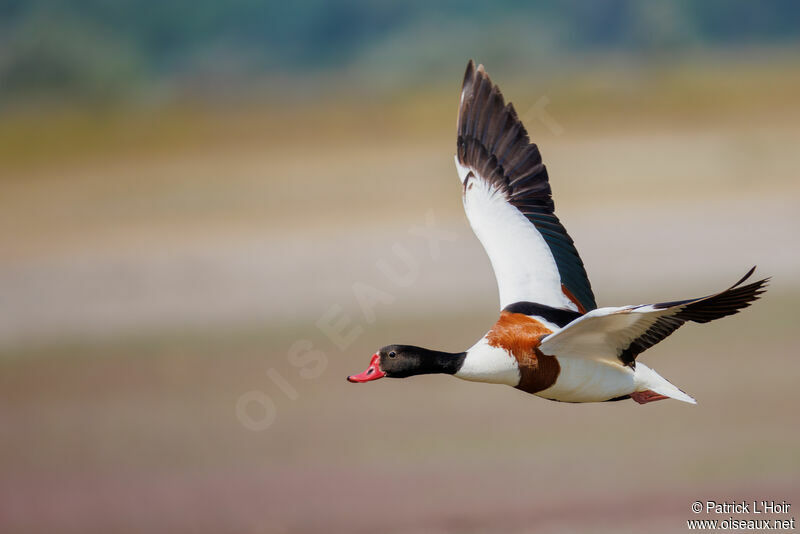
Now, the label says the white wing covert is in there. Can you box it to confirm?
[538,268,768,368]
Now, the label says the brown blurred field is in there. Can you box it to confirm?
[1,63,799,533]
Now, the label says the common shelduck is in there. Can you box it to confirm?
[347,60,768,404]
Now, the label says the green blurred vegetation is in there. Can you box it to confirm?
[1,0,800,110]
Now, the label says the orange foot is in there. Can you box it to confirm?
[631,390,670,404]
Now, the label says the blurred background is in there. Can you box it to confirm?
[1,1,799,532]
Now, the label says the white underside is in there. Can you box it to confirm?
[537,359,695,403]
[535,357,635,402]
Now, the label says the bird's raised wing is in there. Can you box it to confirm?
[456,60,595,313]
[539,268,768,368]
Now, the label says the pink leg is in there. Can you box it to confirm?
[631,390,670,404]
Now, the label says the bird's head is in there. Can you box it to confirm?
[346,345,428,382]
[347,345,465,382]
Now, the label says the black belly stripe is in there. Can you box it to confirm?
[542,394,631,404]
[502,302,582,327]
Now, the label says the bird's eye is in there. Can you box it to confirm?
[388,351,396,358]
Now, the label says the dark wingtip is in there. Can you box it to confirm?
[729,266,771,296]
[732,265,757,287]
[749,276,770,299]
[678,272,769,323]
[462,59,476,92]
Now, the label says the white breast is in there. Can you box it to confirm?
[455,335,520,386]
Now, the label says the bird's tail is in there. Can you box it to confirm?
[634,363,697,404]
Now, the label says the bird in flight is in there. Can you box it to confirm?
[347,60,767,404]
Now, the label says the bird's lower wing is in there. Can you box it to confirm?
[539,267,768,368]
